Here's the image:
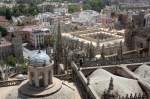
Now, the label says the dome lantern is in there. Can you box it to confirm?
[28,51,54,88]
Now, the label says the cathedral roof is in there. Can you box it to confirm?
[134,64,150,84]
[89,69,143,97]
[29,51,52,66]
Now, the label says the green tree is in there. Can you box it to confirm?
[5,8,12,20]
[18,4,26,15]
[0,26,7,37]
[83,0,110,12]
[13,4,28,16]
[0,7,6,16]
[19,57,28,73]
[13,6,21,16]
[83,3,92,11]
[0,4,39,18]
[28,3,39,16]
[68,4,81,13]
[0,7,13,20]
[6,55,16,67]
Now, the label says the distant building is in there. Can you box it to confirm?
[97,16,113,24]
[0,33,23,60]
[71,10,100,26]
[0,0,15,3]
[37,2,54,12]
[30,28,51,48]
[12,16,34,26]
[15,0,43,4]
[0,2,16,8]
[125,11,150,57]
[117,13,128,28]
[53,3,68,15]
[34,12,80,33]
[111,0,150,10]
[111,0,149,6]
[18,26,33,42]
[145,14,150,27]
[38,2,68,15]
[0,38,12,60]
[35,12,55,23]
[0,16,9,26]
[34,12,61,33]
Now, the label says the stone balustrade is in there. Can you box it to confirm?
[103,92,150,99]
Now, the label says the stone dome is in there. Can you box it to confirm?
[29,51,52,66]
[16,74,26,80]
[89,69,143,97]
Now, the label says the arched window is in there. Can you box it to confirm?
[48,71,51,84]
[0,71,2,80]
[30,72,35,86]
[39,72,44,87]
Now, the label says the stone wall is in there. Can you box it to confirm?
[71,62,100,99]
